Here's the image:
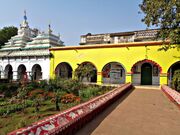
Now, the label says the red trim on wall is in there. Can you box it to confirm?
[126,72,132,74]
[131,59,162,73]
[97,72,102,75]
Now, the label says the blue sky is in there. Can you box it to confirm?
[0,0,149,45]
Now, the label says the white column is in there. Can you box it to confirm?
[114,37,119,44]
[13,71,18,80]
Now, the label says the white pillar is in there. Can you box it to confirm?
[13,71,18,80]
[114,37,119,44]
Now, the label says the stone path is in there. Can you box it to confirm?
[76,88,180,135]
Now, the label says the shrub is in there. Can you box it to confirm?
[27,81,39,89]
[0,84,7,93]
[79,86,101,100]
[39,80,48,89]
[61,79,83,96]
[47,78,83,95]
[172,69,180,92]
[45,78,59,91]
[28,89,45,99]
[3,84,19,97]
[61,93,77,104]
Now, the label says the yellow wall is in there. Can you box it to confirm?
[50,43,180,85]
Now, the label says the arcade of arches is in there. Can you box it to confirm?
[50,42,180,86]
[52,60,179,86]
[1,64,42,81]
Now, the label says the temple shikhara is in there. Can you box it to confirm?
[0,12,179,86]
[0,12,64,81]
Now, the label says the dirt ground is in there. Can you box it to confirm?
[76,88,180,135]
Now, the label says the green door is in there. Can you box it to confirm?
[141,63,152,85]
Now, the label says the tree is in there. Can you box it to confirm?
[75,63,96,82]
[140,0,180,50]
[0,26,18,47]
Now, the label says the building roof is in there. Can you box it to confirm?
[81,29,159,37]
[50,41,170,51]
[0,49,50,58]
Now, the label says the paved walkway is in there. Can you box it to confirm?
[76,88,180,135]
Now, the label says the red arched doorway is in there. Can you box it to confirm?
[131,59,162,85]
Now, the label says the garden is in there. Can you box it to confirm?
[0,78,114,135]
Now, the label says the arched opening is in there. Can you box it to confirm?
[5,64,13,80]
[75,62,97,83]
[167,61,180,87]
[102,62,125,84]
[131,59,161,85]
[55,62,72,79]
[32,64,42,81]
[17,64,27,81]
[141,63,152,85]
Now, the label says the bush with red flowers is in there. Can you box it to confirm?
[61,93,80,104]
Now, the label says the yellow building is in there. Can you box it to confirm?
[50,41,180,86]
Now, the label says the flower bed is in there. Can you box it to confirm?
[8,83,132,135]
[161,85,180,107]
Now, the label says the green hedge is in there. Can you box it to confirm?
[172,69,180,92]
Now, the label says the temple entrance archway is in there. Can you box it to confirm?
[32,64,42,81]
[5,64,13,80]
[167,61,180,87]
[102,62,125,84]
[55,62,72,79]
[17,64,27,81]
[131,59,161,85]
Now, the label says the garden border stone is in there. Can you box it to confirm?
[161,85,180,109]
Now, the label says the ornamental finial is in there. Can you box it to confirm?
[24,10,27,22]
[48,23,52,34]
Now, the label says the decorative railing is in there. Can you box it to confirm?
[161,85,180,107]
[8,83,132,135]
